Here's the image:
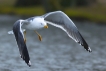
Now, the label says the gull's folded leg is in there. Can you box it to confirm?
[34,31,42,41]
[24,31,26,43]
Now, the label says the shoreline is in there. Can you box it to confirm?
[0,15,105,25]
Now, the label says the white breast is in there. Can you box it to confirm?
[25,18,44,30]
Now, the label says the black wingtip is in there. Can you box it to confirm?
[87,47,92,52]
[27,61,31,67]
[20,55,31,67]
[28,64,31,67]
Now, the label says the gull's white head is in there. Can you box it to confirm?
[32,17,48,29]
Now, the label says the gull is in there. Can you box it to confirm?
[8,11,91,67]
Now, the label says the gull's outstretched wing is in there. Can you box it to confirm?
[43,11,91,52]
[13,20,31,67]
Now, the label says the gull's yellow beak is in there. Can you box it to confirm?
[44,25,48,28]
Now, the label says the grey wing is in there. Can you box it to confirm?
[43,11,91,52]
[13,20,31,67]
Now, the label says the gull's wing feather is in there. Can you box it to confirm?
[43,11,91,52]
[13,20,31,67]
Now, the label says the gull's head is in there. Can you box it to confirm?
[40,21,48,29]
[34,17,48,29]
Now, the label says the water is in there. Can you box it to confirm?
[0,15,106,71]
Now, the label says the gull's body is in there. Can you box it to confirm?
[24,17,47,30]
[8,11,91,67]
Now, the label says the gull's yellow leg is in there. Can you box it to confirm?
[24,31,26,43]
[34,31,42,41]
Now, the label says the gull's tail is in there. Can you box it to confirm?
[8,30,14,34]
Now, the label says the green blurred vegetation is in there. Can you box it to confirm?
[0,6,44,16]
[0,0,106,23]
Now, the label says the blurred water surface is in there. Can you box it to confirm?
[0,15,106,71]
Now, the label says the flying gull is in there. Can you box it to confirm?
[8,11,91,67]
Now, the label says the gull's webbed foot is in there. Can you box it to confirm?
[24,38,26,43]
[38,35,42,41]
[24,31,26,43]
[35,31,42,41]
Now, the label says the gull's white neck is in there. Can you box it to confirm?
[24,17,46,30]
